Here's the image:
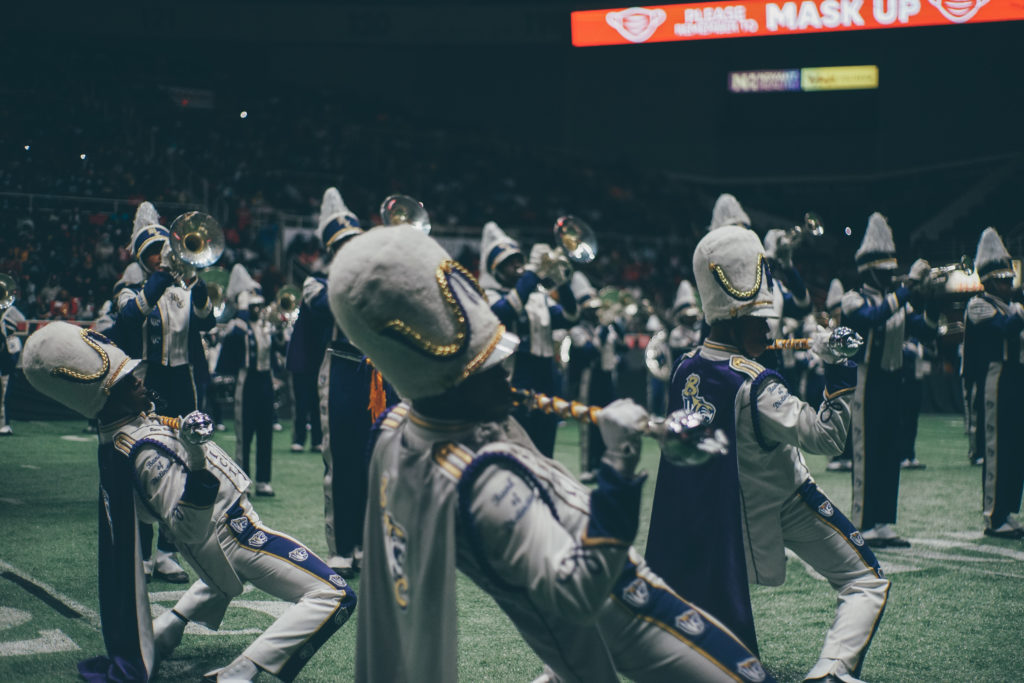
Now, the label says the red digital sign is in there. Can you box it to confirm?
[571,0,1024,46]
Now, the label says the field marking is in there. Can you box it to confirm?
[0,559,100,630]
[60,435,94,442]
[0,498,24,505]
[19,465,39,470]
[0,608,32,631]
[0,629,79,656]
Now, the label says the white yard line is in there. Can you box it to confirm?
[0,559,100,630]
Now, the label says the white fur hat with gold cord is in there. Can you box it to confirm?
[975,226,1014,282]
[328,225,519,400]
[693,225,777,324]
[855,212,898,272]
[22,321,141,419]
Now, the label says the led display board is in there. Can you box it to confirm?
[571,1,1024,46]
[728,65,879,92]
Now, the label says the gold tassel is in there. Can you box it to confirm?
[367,362,387,423]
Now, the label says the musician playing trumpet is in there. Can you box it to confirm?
[480,221,578,457]
[963,227,1024,539]
[840,213,939,549]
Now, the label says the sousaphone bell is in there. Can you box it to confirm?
[0,273,16,310]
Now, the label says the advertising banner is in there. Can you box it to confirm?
[728,65,879,92]
[571,0,1024,46]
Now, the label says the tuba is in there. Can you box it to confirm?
[168,211,225,287]
[0,273,16,311]
[539,215,599,285]
[277,284,301,320]
[380,194,431,235]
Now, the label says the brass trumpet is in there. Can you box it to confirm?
[893,255,974,288]
[510,387,728,467]
[0,273,16,311]
[380,194,431,235]
[167,211,226,288]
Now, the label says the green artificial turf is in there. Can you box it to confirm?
[0,415,1021,681]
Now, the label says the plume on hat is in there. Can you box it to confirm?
[975,227,1014,282]
[709,193,751,231]
[825,278,845,311]
[855,212,897,272]
[570,271,598,307]
[672,280,699,316]
[478,221,521,290]
[226,263,263,308]
[317,187,363,251]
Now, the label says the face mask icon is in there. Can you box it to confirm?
[928,0,989,23]
[605,7,667,43]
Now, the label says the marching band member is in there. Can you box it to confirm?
[314,187,398,576]
[219,264,280,496]
[646,225,888,683]
[0,297,24,435]
[109,201,215,583]
[285,276,329,453]
[840,213,937,548]
[568,272,625,483]
[645,280,702,417]
[22,322,354,683]
[963,227,1024,539]
[480,221,578,456]
[329,225,772,683]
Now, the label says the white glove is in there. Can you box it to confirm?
[907,259,931,290]
[525,244,571,287]
[1010,302,1024,320]
[597,399,648,478]
[810,325,842,365]
[179,411,213,470]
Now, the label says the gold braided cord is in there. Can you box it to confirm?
[159,415,182,430]
[103,357,132,394]
[382,259,470,358]
[51,328,109,382]
[708,254,764,301]
[460,325,507,381]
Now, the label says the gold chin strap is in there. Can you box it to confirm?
[709,254,764,301]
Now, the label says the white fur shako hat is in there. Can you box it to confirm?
[22,322,141,419]
[570,271,599,308]
[709,193,751,231]
[480,221,522,277]
[975,227,1014,282]
[317,187,363,252]
[825,278,845,311]
[762,229,785,260]
[329,225,519,400]
[131,201,168,261]
[855,213,898,272]
[226,263,264,308]
[693,224,777,323]
[672,280,699,317]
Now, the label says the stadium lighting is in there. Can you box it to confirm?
[80,153,87,160]
[24,145,30,151]
[240,110,248,119]
[844,227,853,236]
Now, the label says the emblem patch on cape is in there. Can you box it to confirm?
[737,657,767,682]
[680,373,716,423]
[674,609,706,637]
[622,578,650,608]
